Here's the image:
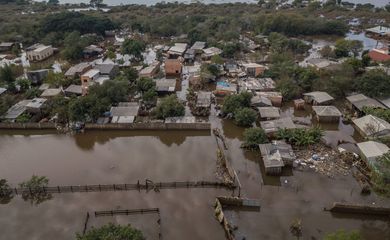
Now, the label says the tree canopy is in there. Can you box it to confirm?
[77,223,145,240]
[154,95,185,119]
[355,70,390,98]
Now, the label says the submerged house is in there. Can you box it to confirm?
[353,114,390,138]
[256,92,283,107]
[259,140,296,175]
[260,117,297,135]
[258,107,281,120]
[346,94,386,115]
[312,106,342,123]
[357,141,389,168]
[303,91,334,105]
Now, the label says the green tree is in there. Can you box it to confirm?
[324,229,362,240]
[19,175,52,205]
[154,95,185,119]
[234,108,257,127]
[142,88,157,104]
[49,96,71,124]
[15,113,31,123]
[122,39,146,61]
[0,179,14,204]
[0,65,16,92]
[222,92,252,115]
[16,78,30,92]
[136,77,155,93]
[76,223,144,240]
[355,70,390,98]
[124,67,139,83]
[334,39,363,58]
[242,128,268,148]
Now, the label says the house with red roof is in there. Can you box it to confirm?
[368,48,390,62]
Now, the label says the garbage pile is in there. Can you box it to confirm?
[293,144,359,178]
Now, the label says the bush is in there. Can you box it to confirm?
[276,127,323,146]
[122,39,146,60]
[154,95,185,119]
[362,106,390,122]
[355,70,390,98]
[136,77,155,93]
[222,92,252,115]
[76,223,144,240]
[19,175,52,205]
[0,179,13,204]
[324,229,362,240]
[234,108,257,127]
[242,128,268,148]
[372,152,390,197]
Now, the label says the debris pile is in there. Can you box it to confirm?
[216,148,235,186]
[293,144,359,178]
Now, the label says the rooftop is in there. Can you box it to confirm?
[346,94,385,111]
[258,107,281,119]
[260,117,297,134]
[165,116,196,123]
[353,114,390,137]
[64,84,82,95]
[155,78,177,92]
[65,62,91,77]
[110,103,140,119]
[40,88,62,97]
[366,26,390,35]
[0,87,6,95]
[196,91,212,108]
[168,43,188,55]
[190,41,206,50]
[304,91,334,104]
[82,69,100,79]
[259,140,296,168]
[203,47,222,57]
[312,106,342,117]
[26,98,47,109]
[2,100,31,119]
[357,141,389,163]
[240,78,275,91]
[94,64,116,75]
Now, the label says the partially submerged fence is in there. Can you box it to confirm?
[2,180,235,196]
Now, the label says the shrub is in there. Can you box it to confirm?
[354,70,390,98]
[19,175,52,205]
[324,229,362,240]
[222,92,252,115]
[234,108,257,127]
[276,127,323,146]
[362,106,390,122]
[154,95,185,119]
[76,223,145,240]
[242,128,268,148]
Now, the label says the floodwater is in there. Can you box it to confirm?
[1,103,390,239]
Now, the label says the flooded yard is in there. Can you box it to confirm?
[0,102,390,239]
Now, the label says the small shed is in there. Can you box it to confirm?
[312,106,342,122]
[251,95,272,108]
[196,91,212,108]
[258,107,281,120]
[357,141,389,167]
[353,114,390,138]
[64,84,82,96]
[260,117,297,135]
[294,99,305,110]
[303,91,334,105]
[40,88,62,98]
[259,140,296,175]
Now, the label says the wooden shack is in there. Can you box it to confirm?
[312,106,342,123]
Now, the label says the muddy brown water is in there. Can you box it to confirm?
[0,102,390,239]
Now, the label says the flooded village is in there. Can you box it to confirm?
[1,0,390,239]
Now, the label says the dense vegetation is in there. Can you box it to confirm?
[76,223,144,240]
[324,229,362,240]
[276,127,323,146]
[372,152,390,197]
[222,92,257,126]
[362,107,390,122]
[242,128,269,148]
[19,175,52,205]
[153,95,185,119]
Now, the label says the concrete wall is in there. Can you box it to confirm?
[85,122,211,130]
[0,122,57,129]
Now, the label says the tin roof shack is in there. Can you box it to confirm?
[1,100,31,121]
[346,94,386,115]
[251,95,272,108]
[202,47,223,60]
[40,88,63,98]
[366,26,390,38]
[26,69,49,85]
[184,49,195,63]
[139,62,160,78]
[65,62,92,79]
[312,106,342,123]
[239,77,275,92]
[190,41,206,54]
[193,91,212,116]
[168,43,188,57]
[214,81,237,96]
[110,102,140,123]
[83,45,104,59]
[0,42,15,52]
[303,91,334,105]
[25,98,47,114]
[260,117,297,135]
[242,63,266,77]
[155,78,177,94]
[94,64,119,79]
[258,107,281,120]
[64,84,82,97]
[357,141,389,167]
[165,58,182,77]
[257,92,283,107]
[259,141,296,175]
[353,115,390,138]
